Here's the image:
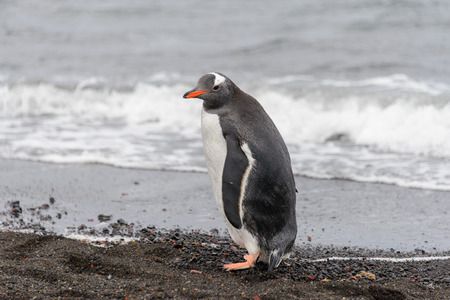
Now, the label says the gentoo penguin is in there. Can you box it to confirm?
[183,72,297,271]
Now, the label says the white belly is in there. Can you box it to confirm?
[201,109,259,255]
[201,109,227,206]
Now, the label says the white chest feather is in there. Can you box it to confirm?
[201,109,227,205]
[201,109,259,255]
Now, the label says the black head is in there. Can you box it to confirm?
[183,73,236,110]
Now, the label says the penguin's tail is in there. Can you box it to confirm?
[268,249,283,272]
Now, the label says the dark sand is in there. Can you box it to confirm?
[1,229,449,299]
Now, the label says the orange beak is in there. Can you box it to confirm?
[183,89,207,99]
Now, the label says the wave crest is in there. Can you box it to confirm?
[1,75,450,190]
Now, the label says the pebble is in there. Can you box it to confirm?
[8,201,22,218]
[98,214,112,222]
[117,218,127,225]
[39,215,52,221]
[40,204,50,210]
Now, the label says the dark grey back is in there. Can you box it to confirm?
[215,87,297,251]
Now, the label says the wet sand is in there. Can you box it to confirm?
[1,158,450,251]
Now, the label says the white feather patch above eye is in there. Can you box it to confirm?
[209,72,226,86]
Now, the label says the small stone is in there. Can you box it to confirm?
[117,218,127,225]
[11,208,22,218]
[40,204,50,210]
[39,215,52,221]
[307,274,317,281]
[98,214,112,222]
[355,271,376,281]
[9,201,22,218]
[49,197,56,205]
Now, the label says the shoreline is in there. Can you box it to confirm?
[1,158,450,252]
[5,157,450,192]
[2,225,450,260]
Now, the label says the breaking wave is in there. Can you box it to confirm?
[1,74,449,190]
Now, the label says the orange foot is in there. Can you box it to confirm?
[223,253,259,271]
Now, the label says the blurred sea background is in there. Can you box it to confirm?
[1,0,450,191]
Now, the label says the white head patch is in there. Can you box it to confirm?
[209,72,226,86]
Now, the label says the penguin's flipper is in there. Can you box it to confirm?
[222,134,248,229]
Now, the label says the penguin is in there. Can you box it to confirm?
[183,72,297,271]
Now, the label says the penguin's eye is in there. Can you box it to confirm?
[212,85,220,91]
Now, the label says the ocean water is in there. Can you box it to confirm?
[1,0,450,190]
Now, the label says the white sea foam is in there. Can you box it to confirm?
[311,256,450,263]
[267,74,450,96]
[0,227,138,247]
[1,75,450,190]
[65,233,138,247]
[258,90,450,158]
[321,74,450,96]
